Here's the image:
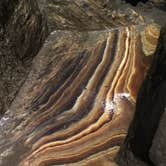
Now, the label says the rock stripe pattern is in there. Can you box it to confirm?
[0,24,160,166]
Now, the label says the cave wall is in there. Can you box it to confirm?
[0,0,48,115]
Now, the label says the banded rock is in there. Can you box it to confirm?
[0,0,165,166]
[0,23,160,166]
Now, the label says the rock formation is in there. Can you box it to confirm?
[117,23,166,166]
[0,0,48,115]
[0,0,165,166]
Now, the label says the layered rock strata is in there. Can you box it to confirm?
[0,23,160,166]
[117,24,166,166]
[0,0,165,166]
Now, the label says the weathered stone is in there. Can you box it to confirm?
[36,0,147,31]
[150,111,166,166]
[150,0,166,11]
[0,0,48,115]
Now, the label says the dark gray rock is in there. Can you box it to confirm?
[150,111,166,166]
[117,150,149,166]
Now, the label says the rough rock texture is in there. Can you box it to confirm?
[37,0,145,31]
[150,0,166,11]
[0,0,48,115]
[149,25,166,166]
[117,150,149,166]
[150,112,166,166]
[36,0,166,31]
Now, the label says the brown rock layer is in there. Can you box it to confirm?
[0,24,160,166]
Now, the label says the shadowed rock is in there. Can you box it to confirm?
[0,0,48,115]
